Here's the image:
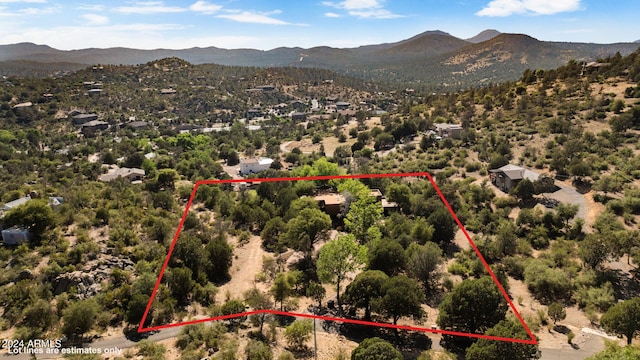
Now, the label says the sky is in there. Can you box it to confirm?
[0,0,639,50]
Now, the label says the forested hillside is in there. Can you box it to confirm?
[1,49,640,359]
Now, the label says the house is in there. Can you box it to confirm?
[336,102,350,110]
[98,167,146,183]
[3,196,31,211]
[489,164,540,193]
[160,88,177,95]
[88,89,103,96]
[239,158,274,175]
[1,227,33,245]
[314,193,346,217]
[434,123,463,139]
[81,120,109,135]
[290,112,306,121]
[12,102,33,109]
[126,121,151,130]
[247,108,263,119]
[72,113,98,125]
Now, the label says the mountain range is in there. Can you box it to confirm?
[1,30,638,88]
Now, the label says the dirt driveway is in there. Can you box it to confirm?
[542,185,586,222]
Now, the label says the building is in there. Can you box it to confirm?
[239,158,274,175]
[126,121,151,130]
[88,89,103,96]
[160,88,177,95]
[3,196,31,211]
[1,227,33,245]
[336,102,350,110]
[81,120,109,136]
[98,167,146,183]
[489,164,540,193]
[290,112,306,121]
[434,123,463,139]
[72,113,98,125]
[314,193,346,217]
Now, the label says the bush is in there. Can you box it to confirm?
[284,320,312,351]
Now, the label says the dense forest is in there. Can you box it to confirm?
[1,50,640,359]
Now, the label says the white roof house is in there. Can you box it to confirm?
[3,196,31,211]
[239,157,274,175]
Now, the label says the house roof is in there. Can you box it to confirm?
[3,196,31,211]
[98,167,145,182]
[82,120,108,128]
[314,194,346,206]
[435,123,463,130]
[72,113,98,119]
[490,164,540,182]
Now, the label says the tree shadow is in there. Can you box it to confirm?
[572,179,592,194]
[604,268,640,300]
[123,327,156,342]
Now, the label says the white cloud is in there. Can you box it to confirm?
[476,0,581,17]
[77,4,105,12]
[324,12,342,18]
[189,1,221,14]
[0,23,260,50]
[322,0,403,19]
[81,13,109,25]
[216,10,305,26]
[114,1,186,14]
[0,0,47,3]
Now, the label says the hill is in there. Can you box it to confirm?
[466,29,502,44]
[1,30,638,89]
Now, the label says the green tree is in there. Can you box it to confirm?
[317,234,368,311]
[586,342,640,360]
[260,217,287,252]
[206,235,233,283]
[367,239,406,276]
[3,199,55,242]
[600,297,640,345]
[510,178,535,202]
[271,272,293,311]
[306,282,326,307]
[126,293,151,327]
[465,318,540,360]
[167,266,195,305]
[245,340,273,360]
[547,302,566,324]
[285,208,331,256]
[437,276,508,335]
[351,337,403,360]
[21,299,57,335]
[62,299,100,340]
[406,242,444,295]
[344,196,383,243]
[284,320,313,351]
[344,270,388,320]
[427,207,456,245]
[156,168,179,190]
[373,275,425,325]
[221,299,247,328]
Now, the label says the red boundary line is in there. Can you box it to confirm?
[138,172,537,345]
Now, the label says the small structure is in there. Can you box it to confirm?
[88,89,103,96]
[314,193,346,217]
[12,102,33,109]
[72,113,98,125]
[290,112,306,121]
[489,164,540,193]
[3,196,31,211]
[81,120,109,136]
[336,102,350,110]
[98,167,145,183]
[434,123,463,139]
[1,227,33,245]
[160,88,177,95]
[126,121,151,130]
[239,158,274,175]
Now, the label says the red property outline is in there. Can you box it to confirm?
[138,172,537,345]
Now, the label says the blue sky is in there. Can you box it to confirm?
[0,0,638,50]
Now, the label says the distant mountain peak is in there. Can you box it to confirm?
[466,29,502,44]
